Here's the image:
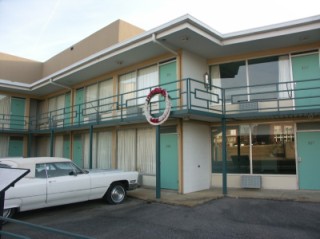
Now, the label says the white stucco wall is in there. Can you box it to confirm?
[181,50,213,111]
[181,50,207,80]
[212,174,298,190]
[183,121,211,193]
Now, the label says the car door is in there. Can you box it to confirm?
[46,162,91,206]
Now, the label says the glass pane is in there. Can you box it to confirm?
[217,61,247,103]
[137,65,158,105]
[99,79,113,112]
[212,125,250,173]
[248,57,278,100]
[119,72,136,107]
[252,124,296,174]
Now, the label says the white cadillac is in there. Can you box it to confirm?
[0,157,139,220]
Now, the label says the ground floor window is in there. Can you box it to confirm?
[0,135,9,157]
[117,127,156,174]
[82,131,113,169]
[212,122,296,174]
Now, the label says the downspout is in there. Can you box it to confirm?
[152,34,178,56]
[50,78,72,90]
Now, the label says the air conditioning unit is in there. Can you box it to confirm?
[239,101,258,111]
[83,113,99,123]
[126,106,143,116]
[241,175,261,189]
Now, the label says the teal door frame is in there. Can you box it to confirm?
[75,88,84,125]
[8,136,24,157]
[73,134,83,168]
[10,97,26,130]
[159,61,177,109]
[297,131,320,190]
[292,53,320,109]
[160,132,179,190]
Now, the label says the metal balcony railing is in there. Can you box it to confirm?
[0,114,28,132]
[28,78,224,131]
[1,77,319,132]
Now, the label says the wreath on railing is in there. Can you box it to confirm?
[144,87,171,126]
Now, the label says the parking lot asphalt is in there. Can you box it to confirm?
[127,187,320,206]
[2,190,320,239]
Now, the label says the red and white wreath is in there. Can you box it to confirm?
[144,87,171,126]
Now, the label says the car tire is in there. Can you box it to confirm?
[104,183,126,204]
[2,208,15,224]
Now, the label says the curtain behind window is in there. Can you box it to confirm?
[97,131,112,169]
[86,84,98,115]
[137,128,156,174]
[137,65,158,105]
[0,95,10,115]
[119,72,136,107]
[0,135,9,157]
[36,136,50,156]
[54,135,64,157]
[117,129,136,170]
[278,55,291,99]
[0,96,11,128]
[99,79,113,112]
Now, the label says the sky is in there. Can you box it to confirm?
[0,0,319,62]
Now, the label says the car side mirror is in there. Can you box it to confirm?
[69,170,78,176]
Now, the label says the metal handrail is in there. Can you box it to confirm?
[2,77,320,132]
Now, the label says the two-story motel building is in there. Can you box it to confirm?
[1,14,320,193]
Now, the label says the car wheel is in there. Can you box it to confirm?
[105,183,126,204]
[2,208,15,224]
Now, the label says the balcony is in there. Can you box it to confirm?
[1,77,320,133]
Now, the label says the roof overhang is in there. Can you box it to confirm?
[1,14,320,96]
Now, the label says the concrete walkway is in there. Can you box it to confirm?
[127,187,320,207]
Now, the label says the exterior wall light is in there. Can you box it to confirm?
[204,72,212,90]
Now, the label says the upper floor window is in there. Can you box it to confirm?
[119,65,158,107]
[211,55,291,103]
[85,79,113,113]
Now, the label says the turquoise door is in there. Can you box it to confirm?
[75,88,84,125]
[10,97,25,129]
[8,137,23,157]
[292,53,320,109]
[160,133,178,190]
[159,61,177,109]
[63,135,70,158]
[73,134,83,168]
[297,132,320,190]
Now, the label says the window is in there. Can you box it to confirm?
[85,79,113,115]
[48,94,66,120]
[212,123,296,175]
[119,65,159,107]
[211,55,291,103]
[212,125,250,173]
[84,131,112,169]
[0,95,10,116]
[119,72,137,107]
[117,127,156,174]
[251,123,296,174]
[212,61,246,103]
[248,57,278,100]
[38,162,84,178]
